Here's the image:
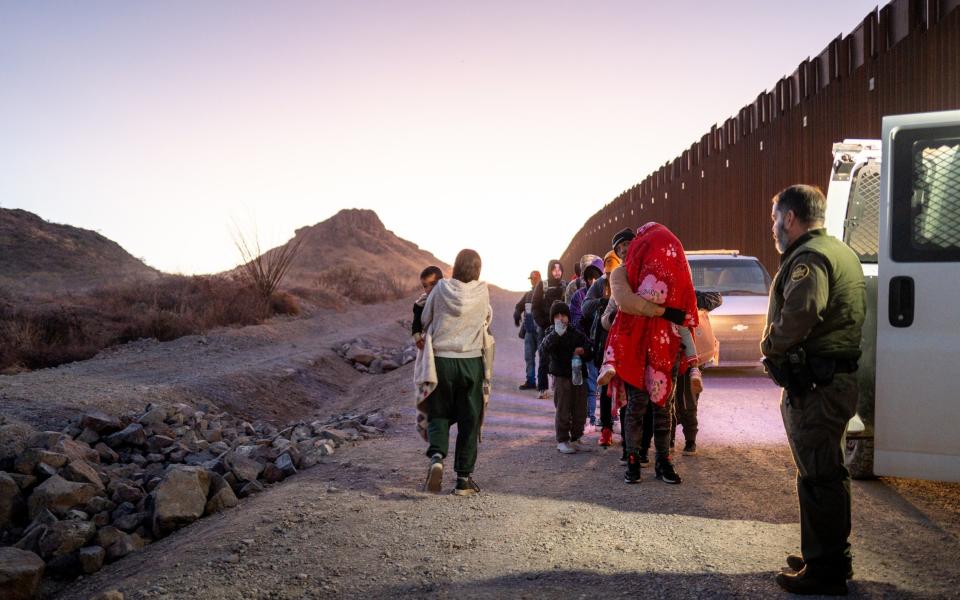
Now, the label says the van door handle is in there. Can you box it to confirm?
[889,276,914,328]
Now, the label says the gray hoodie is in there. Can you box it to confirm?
[421,278,493,359]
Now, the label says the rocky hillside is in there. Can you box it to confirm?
[0,208,161,295]
[254,209,449,296]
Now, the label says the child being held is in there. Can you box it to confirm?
[540,301,595,454]
[413,266,443,350]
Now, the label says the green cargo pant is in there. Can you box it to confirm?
[780,372,858,577]
[425,356,485,476]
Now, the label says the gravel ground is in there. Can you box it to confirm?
[11,289,958,599]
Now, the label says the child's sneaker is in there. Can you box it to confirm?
[557,442,577,454]
[655,457,683,484]
[571,439,593,453]
[624,453,642,484]
[597,364,617,386]
[598,428,614,446]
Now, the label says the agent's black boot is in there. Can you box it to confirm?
[785,555,854,580]
[775,566,848,596]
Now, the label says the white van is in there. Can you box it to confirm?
[825,110,960,482]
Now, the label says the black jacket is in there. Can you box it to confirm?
[513,290,538,333]
[539,325,594,379]
[532,260,566,329]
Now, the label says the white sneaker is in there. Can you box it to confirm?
[557,442,577,454]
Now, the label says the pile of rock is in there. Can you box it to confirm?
[0,404,387,595]
[335,338,417,374]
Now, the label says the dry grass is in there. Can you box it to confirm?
[0,275,300,373]
[315,266,414,305]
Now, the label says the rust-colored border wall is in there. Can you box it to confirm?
[560,1,960,274]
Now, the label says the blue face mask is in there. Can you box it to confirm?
[554,319,567,335]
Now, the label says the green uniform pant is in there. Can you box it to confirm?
[780,372,858,577]
[425,356,484,476]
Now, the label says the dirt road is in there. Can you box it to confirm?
[28,289,960,599]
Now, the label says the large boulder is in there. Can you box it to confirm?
[145,435,175,455]
[37,520,97,559]
[101,530,143,562]
[27,475,99,519]
[0,547,44,600]
[137,407,167,427]
[222,450,263,483]
[0,420,35,464]
[345,345,376,366]
[103,424,146,449]
[13,449,68,475]
[151,466,210,537]
[61,459,104,491]
[0,471,23,529]
[94,443,119,464]
[204,473,238,515]
[78,545,105,574]
[80,411,122,435]
[51,438,100,465]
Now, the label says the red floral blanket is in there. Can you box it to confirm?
[605,223,699,407]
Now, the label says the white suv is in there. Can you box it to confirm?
[687,251,772,368]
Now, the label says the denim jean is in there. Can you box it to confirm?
[522,326,540,386]
[585,361,598,423]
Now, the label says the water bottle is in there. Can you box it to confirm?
[571,355,583,386]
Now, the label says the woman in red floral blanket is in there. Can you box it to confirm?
[600,223,700,485]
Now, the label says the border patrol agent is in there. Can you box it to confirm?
[762,185,866,596]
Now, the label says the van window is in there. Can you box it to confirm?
[892,131,960,262]
[844,160,881,263]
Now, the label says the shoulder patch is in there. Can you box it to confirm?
[790,264,810,282]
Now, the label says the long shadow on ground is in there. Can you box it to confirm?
[369,569,932,599]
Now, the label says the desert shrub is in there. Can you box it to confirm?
[233,228,304,302]
[269,291,300,316]
[317,266,416,305]
[0,274,299,373]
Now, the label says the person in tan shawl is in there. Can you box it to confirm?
[415,249,495,496]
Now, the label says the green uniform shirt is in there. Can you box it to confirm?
[762,229,866,363]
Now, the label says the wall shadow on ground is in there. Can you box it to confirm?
[370,569,934,599]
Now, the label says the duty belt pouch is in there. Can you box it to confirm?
[808,356,837,388]
[785,349,815,403]
[762,358,790,388]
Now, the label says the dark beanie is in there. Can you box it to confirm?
[549,301,570,321]
[611,227,636,250]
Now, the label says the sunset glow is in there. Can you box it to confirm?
[1,1,880,290]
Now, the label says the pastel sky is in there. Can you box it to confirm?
[1,1,881,291]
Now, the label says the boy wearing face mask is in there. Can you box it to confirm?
[539,302,594,454]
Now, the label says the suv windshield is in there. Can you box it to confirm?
[690,259,771,295]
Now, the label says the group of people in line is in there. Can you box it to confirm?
[408,184,866,596]
[514,226,723,487]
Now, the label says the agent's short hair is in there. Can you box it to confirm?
[774,184,826,225]
[420,266,443,280]
[452,249,482,283]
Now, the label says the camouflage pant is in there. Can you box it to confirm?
[780,372,858,576]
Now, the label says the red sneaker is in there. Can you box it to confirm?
[598,427,613,447]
